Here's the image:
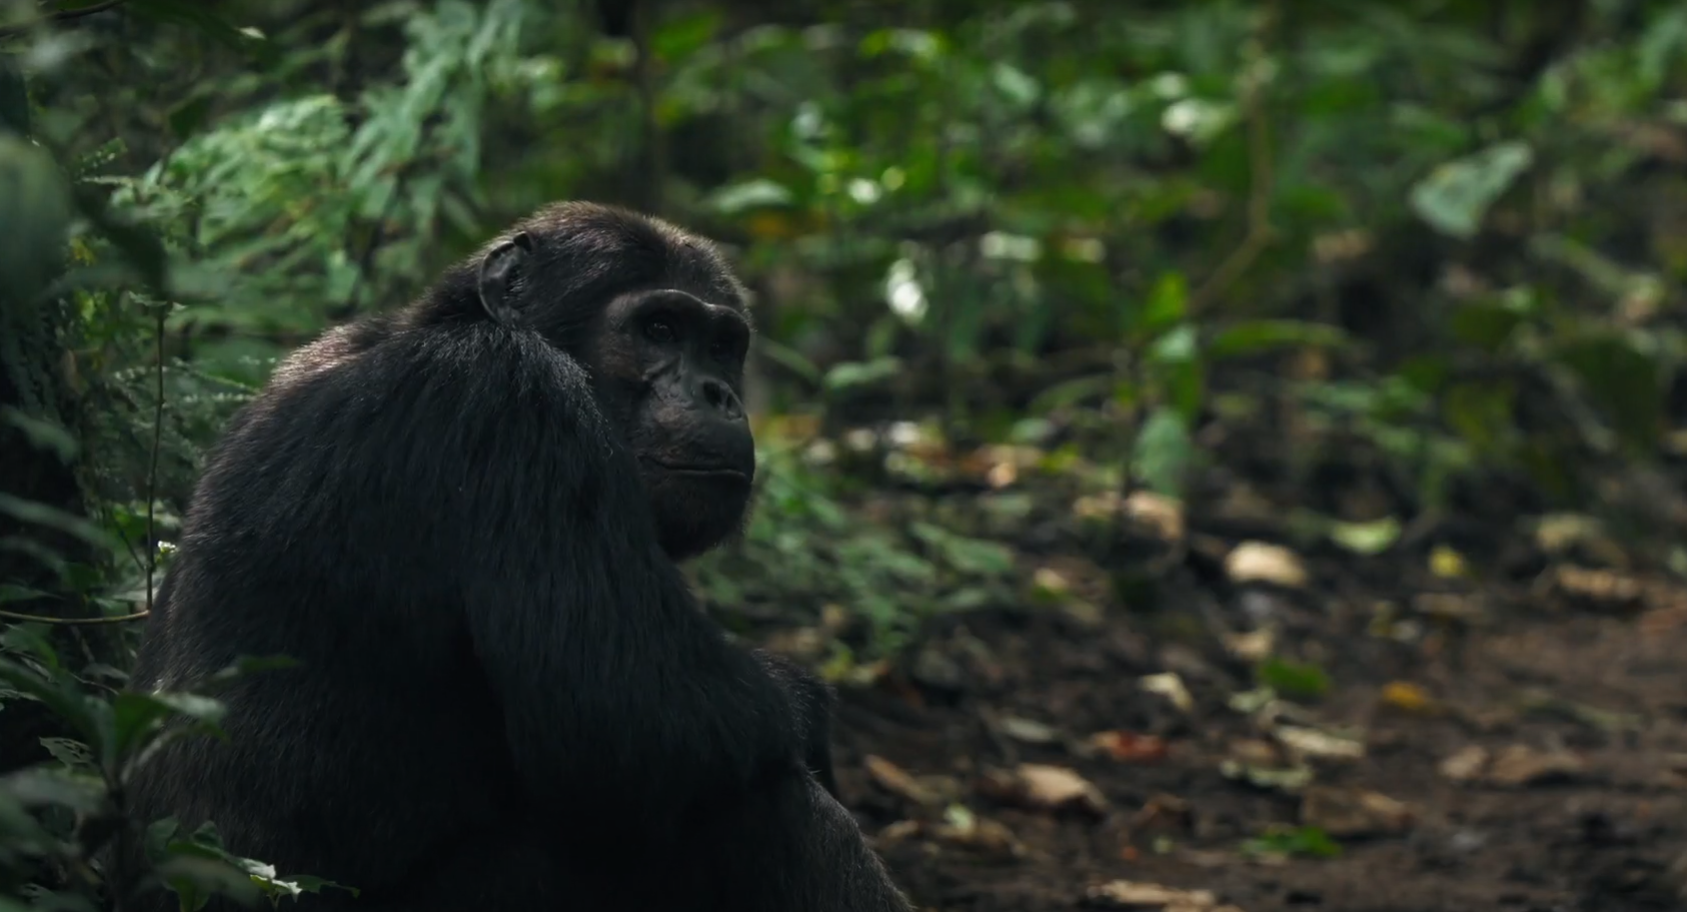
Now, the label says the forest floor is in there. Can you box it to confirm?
[805,466,1687,912]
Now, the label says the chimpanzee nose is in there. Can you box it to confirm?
[699,377,744,420]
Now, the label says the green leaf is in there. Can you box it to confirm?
[908,523,1014,576]
[1555,333,1663,452]
[1408,140,1533,240]
[0,659,97,742]
[0,787,50,848]
[1442,381,1516,457]
[1208,320,1350,359]
[1327,516,1401,555]
[0,134,71,301]
[823,357,902,392]
[1,407,79,461]
[706,179,794,214]
[1243,824,1342,859]
[39,736,93,769]
[1256,657,1330,699]
[208,655,302,683]
[154,855,262,911]
[756,339,823,386]
[652,9,723,59]
[0,583,52,605]
[1028,374,1113,413]
[1,768,106,814]
[1148,323,1198,364]
[991,62,1040,108]
[1131,407,1194,498]
[110,691,227,766]
[1448,302,1525,352]
[70,185,168,292]
[0,493,124,554]
[1137,271,1188,335]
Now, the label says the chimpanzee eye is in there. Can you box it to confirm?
[645,320,677,344]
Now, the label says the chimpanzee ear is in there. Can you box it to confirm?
[477,231,534,325]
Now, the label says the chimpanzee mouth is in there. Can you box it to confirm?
[644,459,751,482]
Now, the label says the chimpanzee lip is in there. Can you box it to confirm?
[645,458,750,481]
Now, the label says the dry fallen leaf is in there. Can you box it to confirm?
[1485,744,1587,787]
[1439,745,1489,783]
[1088,731,1170,763]
[1275,725,1365,763]
[1224,541,1309,588]
[995,714,1063,746]
[977,763,1109,816]
[1428,544,1468,578]
[1439,743,1588,786]
[1546,565,1648,613]
[1124,491,1187,543]
[1228,738,1285,768]
[880,807,1025,858]
[1300,785,1414,837]
[863,755,945,806]
[1074,490,1126,520]
[1140,672,1196,714]
[1032,565,1073,598]
[1222,626,1276,662]
[1380,680,1441,715]
[1085,879,1243,911]
[932,804,1024,858]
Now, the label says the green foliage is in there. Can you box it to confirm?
[0,627,336,909]
[0,0,1685,904]
[1255,657,1332,701]
[692,444,1016,658]
[1241,824,1343,860]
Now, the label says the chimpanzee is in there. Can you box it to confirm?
[114,202,908,911]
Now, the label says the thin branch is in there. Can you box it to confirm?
[144,302,165,614]
[0,607,149,624]
[0,0,127,40]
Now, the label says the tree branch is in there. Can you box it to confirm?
[0,0,127,41]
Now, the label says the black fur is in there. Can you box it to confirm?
[115,202,907,911]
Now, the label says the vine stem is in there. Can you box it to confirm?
[143,302,164,615]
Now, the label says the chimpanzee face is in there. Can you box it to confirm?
[587,287,755,561]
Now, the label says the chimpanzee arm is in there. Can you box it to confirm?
[753,650,840,798]
[332,325,801,828]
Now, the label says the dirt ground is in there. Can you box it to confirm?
[825,526,1687,912]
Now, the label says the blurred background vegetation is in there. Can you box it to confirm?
[2,0,1686,908]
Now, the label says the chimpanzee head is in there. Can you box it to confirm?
[466,201,757,561]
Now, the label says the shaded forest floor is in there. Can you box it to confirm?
[803,469,1687,911]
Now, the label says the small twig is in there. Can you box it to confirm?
[0,0,127,40]
[1188,6,1280,317]
[0,608,149,624]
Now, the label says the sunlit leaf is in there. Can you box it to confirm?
[1409,140,1533,239]
[823,357,902,392]
[1328,517,1400,555]
[1131,407,1194,498]
[1137,271,1188,335]
[706,179,794,214]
